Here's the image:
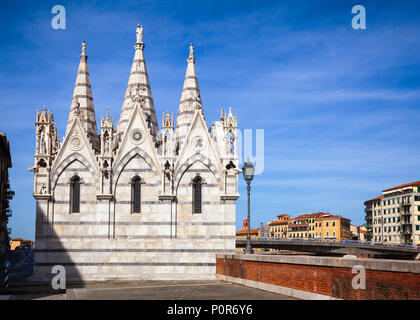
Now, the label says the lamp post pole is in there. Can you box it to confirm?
[245,181,252,254]
[242,161,255,254]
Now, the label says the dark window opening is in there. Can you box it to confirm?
[132,176,141,213]
[192,176,202,214]
[70,176,80,213]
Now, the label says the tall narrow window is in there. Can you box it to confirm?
[131,176,141,214]
[192,176,202,214]
[70,176,80,213]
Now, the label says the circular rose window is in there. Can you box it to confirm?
[192,135,205,152]
[70,135,84,151]
[130,129,145,145]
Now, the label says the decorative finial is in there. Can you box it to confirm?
[106,106,110,121]
[81,40,86,55]
[136,24,143,43]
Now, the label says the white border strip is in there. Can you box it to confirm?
[217,274,341,300]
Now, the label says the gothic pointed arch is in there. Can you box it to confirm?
[174,153,222,192]
[51,152,98,190]
[112,146,160,194]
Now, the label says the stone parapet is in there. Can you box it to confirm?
[216,254,420,300]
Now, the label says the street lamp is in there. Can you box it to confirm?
[242,161,255,254]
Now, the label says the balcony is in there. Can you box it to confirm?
[364,208,372,213]
[288,224,308,232]
[400,201,411,207]
[401,219,411,225]
[401,211,411,216]
[5,190,14,200]
[2,199,9,209]
[5,209,12,218]
[401,228,412,235]
[288,223,308,227]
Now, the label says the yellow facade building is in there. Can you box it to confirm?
[313,214,351,240]
[266,212,352,241]
[269,214,290,238]
[10,238,34,250]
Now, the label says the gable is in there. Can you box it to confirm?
[175,110,220,177]
[51,116,99,177]
[113,103,160,174]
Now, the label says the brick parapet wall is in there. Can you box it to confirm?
[216,254,420,300]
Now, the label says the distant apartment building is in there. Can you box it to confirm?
[364,181,420,245]
[287,212,349,240]
[350,224,358,240]
[314,214,351,240]
[258,223,270,238]
[269,214,290,238]
[349,224,367,241]
[10,238,34,250]
[359,225,367,242]
[288,214,311,239]
[0,132,13,274]
[308,212,333,238]
[268,212,351,240]
[364,196,381,242]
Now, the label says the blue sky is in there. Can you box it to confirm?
[1,0,420,240]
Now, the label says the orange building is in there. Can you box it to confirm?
[10,238,34,250]
[236,218,259,238]
[236,218,260,253]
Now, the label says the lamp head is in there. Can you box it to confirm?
[242,161,255,183]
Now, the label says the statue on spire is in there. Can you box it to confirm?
[189,43,194,58]
[136,24,143,43]
[74,99,80,117]
[81,40,86,55]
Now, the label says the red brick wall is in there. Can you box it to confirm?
[216,258,420,300]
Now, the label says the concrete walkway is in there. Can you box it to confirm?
[11,280,297,300]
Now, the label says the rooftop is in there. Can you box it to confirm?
[364,195,383,204]
[236,228,259,236]
[383,181,420,192]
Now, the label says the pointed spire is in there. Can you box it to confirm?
[117,24,159,139]
[175,43,203,149]
[224,106,237,129]
[162,110,173,129]
[101,106,113,128]
[65,40,100,151]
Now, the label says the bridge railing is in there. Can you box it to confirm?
[243,237,419,250]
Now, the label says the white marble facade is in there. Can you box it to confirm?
[30,26,240,282]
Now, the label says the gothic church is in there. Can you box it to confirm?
[30,25,240,281]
